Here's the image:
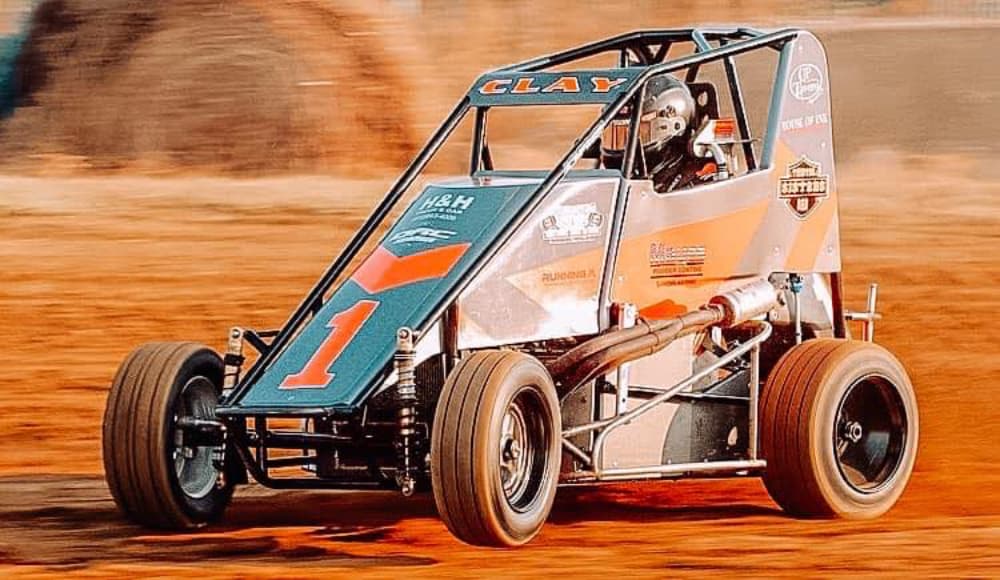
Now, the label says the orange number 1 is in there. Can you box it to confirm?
[279,300,379,389]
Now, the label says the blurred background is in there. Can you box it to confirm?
[0,0,997,174]
[0,1,997,577]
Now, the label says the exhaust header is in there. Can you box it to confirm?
[550,279,779,393]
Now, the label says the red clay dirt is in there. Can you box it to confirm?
[0,7,999,578]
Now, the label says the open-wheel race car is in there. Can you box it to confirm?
[102,27,919,546]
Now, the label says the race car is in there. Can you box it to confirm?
[102,27,918,547]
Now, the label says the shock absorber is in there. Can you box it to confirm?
[222,327,245,394]
[788,273,804,345]
[394,327,420,496]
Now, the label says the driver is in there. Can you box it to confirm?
[600,74,716,192]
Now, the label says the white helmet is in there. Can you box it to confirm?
[602,74,696,170]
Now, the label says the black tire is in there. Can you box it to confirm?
[760,339,918,519]
[431,350,561,547]
[102,342,235,529]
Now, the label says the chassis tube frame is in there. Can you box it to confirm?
[495,28,768,74]
[562,321,771,481]
[720,37,758,171]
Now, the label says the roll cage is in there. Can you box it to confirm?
[218,27,803,414]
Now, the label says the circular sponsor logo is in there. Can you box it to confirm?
[789,63,824,104]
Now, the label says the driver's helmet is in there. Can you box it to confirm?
[601,74,696,172]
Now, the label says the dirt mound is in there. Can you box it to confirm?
[0,0,418,174]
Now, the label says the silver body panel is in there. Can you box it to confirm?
[457,177,620,349]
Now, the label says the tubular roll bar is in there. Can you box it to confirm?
[221,27,800,410]
[494,27,769,72]
[222,98,471,405]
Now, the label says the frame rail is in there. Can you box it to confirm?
[561,321,772,482]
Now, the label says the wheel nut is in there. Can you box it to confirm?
[843,421,863,444]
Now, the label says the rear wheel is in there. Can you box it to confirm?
[431,351,561,546]
[102,342,235,529]
[760,339,918,519]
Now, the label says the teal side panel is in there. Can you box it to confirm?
[238,182,540,410]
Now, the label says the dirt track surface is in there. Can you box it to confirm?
[1,156,998,577]
[1,20,1000,579]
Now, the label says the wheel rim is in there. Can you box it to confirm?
[498,387,550,512]
[172,376,220,499]
[833,373,908,494]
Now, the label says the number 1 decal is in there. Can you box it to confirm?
[279,300,379,389]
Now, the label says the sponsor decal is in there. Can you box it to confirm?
[414,193,475,222]
[780,112,830,132]
[789,64,824,104]
[778,156,830,219]
[648,244,706,286]
[388,227,456,245]
[478,75,627,96]
[540,203,604,245]
[541,267,598,286]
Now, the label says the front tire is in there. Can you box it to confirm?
[431,351,561,546]
[102,342,235,529]
[760,339,918,519]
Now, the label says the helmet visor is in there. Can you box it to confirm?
[601,119,630,153]
[602,112,662,154]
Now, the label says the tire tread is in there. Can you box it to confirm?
[431,350,558,546]
[102,342,230,529]
[761,338,916,518]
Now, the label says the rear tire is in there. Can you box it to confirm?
[102,342,235,529]
[431,350,561,546]
[760,339,918,519]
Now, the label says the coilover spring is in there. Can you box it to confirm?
[394,327,419,496]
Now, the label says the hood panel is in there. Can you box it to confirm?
[236,181,539,410]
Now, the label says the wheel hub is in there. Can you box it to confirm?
[495,386,553,514]
[173,376,222,500]
[834,374,908,494]
[499,402,530,501]
[507,440,523,461]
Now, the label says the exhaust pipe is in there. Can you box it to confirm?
[708,279,780,328]
[550,280,777,392]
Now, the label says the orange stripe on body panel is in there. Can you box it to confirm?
[785,191,837,271]
[352,243,471,294]
[613,200,770,318]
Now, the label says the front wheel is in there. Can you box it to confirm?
[760,339,918,519]
[102,342,235,529]
[431,350,561,546]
